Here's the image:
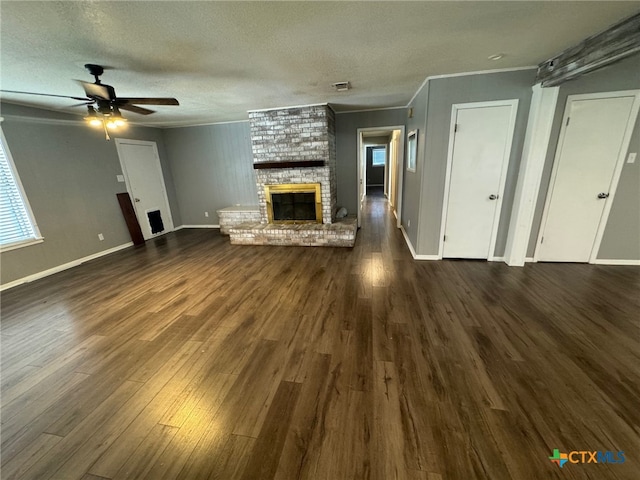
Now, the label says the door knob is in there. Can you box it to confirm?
[489,194,499,200]
[134,197,141,202]
[597,193,609,199]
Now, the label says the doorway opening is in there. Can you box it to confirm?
[357,126,405,228]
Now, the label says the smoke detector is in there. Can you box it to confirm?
[332,81,351,92]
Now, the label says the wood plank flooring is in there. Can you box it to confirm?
[1,193,639,480]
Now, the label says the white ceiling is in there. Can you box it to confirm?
[1,1,639,127]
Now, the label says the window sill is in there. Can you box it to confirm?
[0,237,44,253]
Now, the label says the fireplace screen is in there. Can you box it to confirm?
[265,183,322,223]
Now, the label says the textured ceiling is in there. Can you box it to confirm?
[1,1,639,127]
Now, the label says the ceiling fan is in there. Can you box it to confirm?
[0,64,179,139]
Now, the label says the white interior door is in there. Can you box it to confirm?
[442,101,517,259]
[115,139,174,240]
[536,92,639,262]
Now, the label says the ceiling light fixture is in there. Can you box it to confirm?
[84,106,102,127]
[332,81,351,92]
[488,53,505,61]
[84,105,128,140]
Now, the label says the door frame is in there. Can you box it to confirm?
[357,125,406,228]
[439,99,519,260]
[114,138,174,237]
[534,90,640,263]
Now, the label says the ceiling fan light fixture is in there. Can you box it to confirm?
[106,107,128,129]
[105,116,127,130]
[84,106,102,127]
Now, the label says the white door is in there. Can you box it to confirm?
[442,101,517,259]
[115,139,174,240]
[536,92,639,262]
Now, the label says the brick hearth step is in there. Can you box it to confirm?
[228,218,357,247]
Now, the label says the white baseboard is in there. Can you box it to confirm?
[175,224,220,230]
[489,256,505,262]
[400,225,417,258]
[415,254,440,260]
[592,259,640,266]
[525,257,535,263]
[400,225,439,260]
[0,242,133,292]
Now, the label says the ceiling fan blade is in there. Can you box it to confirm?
[76,80,111,100]
[69,101,95,108]
[119,104,155,115]
[117,97,179,105]
[0,89,91,102]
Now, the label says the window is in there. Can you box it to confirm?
[0,128,42,251]
[371,147,386,166]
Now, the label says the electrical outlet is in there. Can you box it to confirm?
[204,211,209,217]
[98,233,104,241]
[407,219,411,228]
[116,175,125,182]
[627,152,637,164]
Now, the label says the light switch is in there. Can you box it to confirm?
[117,175,125,182]
[627,152,637,164]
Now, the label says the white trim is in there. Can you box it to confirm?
[525,257,535,263]
[176,224,220,229]
[247,102,328,113]
[115,138,175,240]
[336,106,406,115]
[392,129,405,228]
[439,99,519,260]
[504,84,559,267]
[415,254,440,261]
[534,90,640,264]
[406,66,536,106]
[161,119,249,129]
[0,242,133,292]
[489,256,505,262]
[357,125,406,230]
[592,259,640,266]
[0,237,44,253]
[400,225,416,257]
[400,225,439,260]
[1,112,148,128]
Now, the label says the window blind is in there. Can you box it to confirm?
[0,135,37,247]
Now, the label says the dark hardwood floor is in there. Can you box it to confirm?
[1,194,639,480]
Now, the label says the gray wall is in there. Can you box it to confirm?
[335,108,407,214]
[1,102,179,285]
[403,84,429,250]
[528,54,640,260]
[415,69,536,256]
[162,122,258,226]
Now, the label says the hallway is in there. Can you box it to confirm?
[1,193,639,479]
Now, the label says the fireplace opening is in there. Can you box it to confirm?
[265,183,322,224]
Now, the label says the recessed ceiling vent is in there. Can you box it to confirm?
[332,81,351,92]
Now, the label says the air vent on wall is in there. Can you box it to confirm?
[332,81,351,92]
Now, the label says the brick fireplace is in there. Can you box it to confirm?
[223,103,356,247]
[250,104,337,224]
